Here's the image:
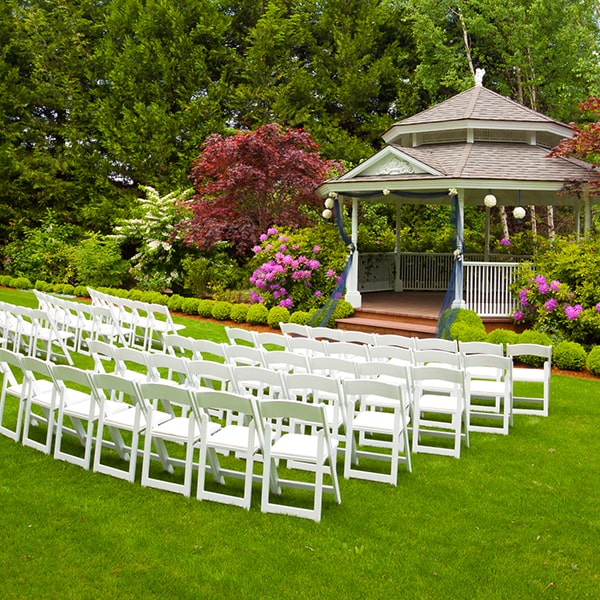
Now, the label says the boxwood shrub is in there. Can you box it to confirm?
[289,310,311,325]
[552,340,587,371]
[586,346,600,377]
[10,277,32,289]
[167,294,185,313]
[181,297,200,315]
[197,299,215,318]
[516,330,553,367]
[267,306,291,329]
[246,303,269,325]
[211,301,233,321]
[230,303,249,324]
[449,321,488,342]
[486,328,519,347]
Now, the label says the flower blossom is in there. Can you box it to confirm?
[596,302,600,313]
[550,280,561,291]
[267,227,278,236]
[326,269,336,278]
[313,245,321,254]
[564,304,583,320]
[513,310,525,322]
[537,282,550,295]
[500,238,512,246]
[518,289,529,306]
[544,298,558,312]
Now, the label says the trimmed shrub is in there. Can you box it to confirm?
[333,300,354,320]
[586,346,600,377]
[167,294,185,313]
[181,297,200,315]
[487,328,519,347]
[211,301,233,320]
[246,303,269,325]
[73,285,89,298]
[140,291,168,305]
[552,341,587,371]
[127,289,144,301]
[517,330,553,367]
[230,303,249,324]
[289,310,311,325]
[439,307,485,340]
[60,284,75,295]
[268,306,291,329]
[34,280,50,292]
[0,275,13,286]
[449,322,488,342]
[11,277,32,289]
[197,299,216,318]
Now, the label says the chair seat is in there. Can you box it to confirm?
[151,416,218,441]
[271,433,339,463]
[353,410,400,436]
[418,393,461,413]
[469,380,505,396]
[208,425,261,453]
[512,367,545,383]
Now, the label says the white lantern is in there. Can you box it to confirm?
[322,208,333,219]
[513,206,526,220]
[484,194,497,208]
[324,197,335,209]
[382,189,390,196]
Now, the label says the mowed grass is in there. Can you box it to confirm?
[0,289,599,599]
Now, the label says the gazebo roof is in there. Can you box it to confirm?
[317,84,599,207]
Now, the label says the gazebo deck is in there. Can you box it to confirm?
[336,291,513,337]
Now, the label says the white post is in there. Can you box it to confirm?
[345,196,362,308]
[574,198,581,240]
[584,196,592,236]
[452,190,466,309]
[394,198,403,291]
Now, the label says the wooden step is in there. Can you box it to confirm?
[336,316,438,338]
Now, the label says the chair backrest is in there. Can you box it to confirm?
[286,336,328,357]
[52,364,94,391]
[308,355,359,379]
[163,333,197,358]
[91,372,143,409]
[413,348,461,368]
[414,337,458,352]
[279,322,308,338]
[367,344,413,366]
[374,333,415,350]
[224,344,265,367]
[147,352,192,386]
[342,377,407,410]
[462,353,512,378]
[412,364,464,399]
[231,365,286,399]
[506,343,552,363]
[342,330,376,346]
[87,340,117,373]
[284,372,342,404]
[307,326,345,342]
[253,331,287,351]
[324,341,371,361]
[186,360,234,392]
[192,339,228,362]
[225,326,257,347]
[112,346,151,379]
[138,381,194,414]
[260,398,329,431]
[262,350,310,374]
[459,341,504,356]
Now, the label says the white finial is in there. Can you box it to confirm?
[475,68,485,87]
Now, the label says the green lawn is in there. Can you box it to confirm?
[1,290,599,598]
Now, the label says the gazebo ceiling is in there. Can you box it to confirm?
[317,84,599,207]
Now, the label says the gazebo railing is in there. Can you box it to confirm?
[358,252,528,317]
[463,260,521,317]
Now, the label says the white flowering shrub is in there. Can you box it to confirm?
[113,185,193,291]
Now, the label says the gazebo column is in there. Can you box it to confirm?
[394,199,403,291]
[584,195,592,236]
[345,196,362,308]
[451,190,466,309]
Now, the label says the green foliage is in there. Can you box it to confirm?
[73,286,89,298]
[181,249,245,298]
[246,303,269,325]
[487,328,519,347]
[72,234,130,288]
[167,294,185,313]
[333,300,355,320]
[289,310,311,325]
[586,346,600,376]
[230,304,249,324]
[10,276,32,289]
[180,297,200,315]
[0,275,12,287]
[211,301,233,321]
[356,203,396,253]
[450,322,488,342]
[267,306,290,329]
[197,299,216,318]
[127,289,144,301]
[552,341,587,372]
[34,280,50,292]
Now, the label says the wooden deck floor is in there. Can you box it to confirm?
[359,291,447,318]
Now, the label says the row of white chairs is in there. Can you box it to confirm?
[0,300,74,364]
[170,331,552,420]
[87,288,185,352]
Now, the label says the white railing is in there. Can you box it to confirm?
[463,261,521,317]
[358,253,395,292]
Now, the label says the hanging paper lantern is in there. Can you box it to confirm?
[484,194,497,208]
[513,206,526,219]
[322,208,333,219]
[324,197,335,209]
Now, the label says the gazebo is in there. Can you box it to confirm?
[317,73,599,323]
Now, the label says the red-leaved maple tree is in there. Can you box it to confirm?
[548,97,600,192]
[180,123,343,255]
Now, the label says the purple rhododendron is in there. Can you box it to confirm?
[544,298,558,312]
[537,282,550,294]
[500,238,512,246]
[513,310,525,322]
[565,304,583,320]
[550,280,561,291]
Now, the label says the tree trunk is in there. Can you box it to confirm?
[500,205,510,239]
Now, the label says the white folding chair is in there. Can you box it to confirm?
[147,352,193,388]
[460,341,505,379]
[163,333,197,358]
[368,344,413,367]
[52,365,106,469]
[138,381,216,497]
[111,346,152,384]
[506,343,552,416]
[260,399,341,522]
[324,341,371,362]
[20,356,61,454]
[144,302,186,352]
[0,348,30,441]
[195,389,263,510]
[411,365,469,458]
[463,354,513,435]
[286,336,328,358]
[192,339,228,362]
[343,376,412,485]
[308,355,359,381]
[87,339,117,374]
[91,373,172,483]
[224,344,266,368]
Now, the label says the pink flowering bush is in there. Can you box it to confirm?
[247,224,347,311]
